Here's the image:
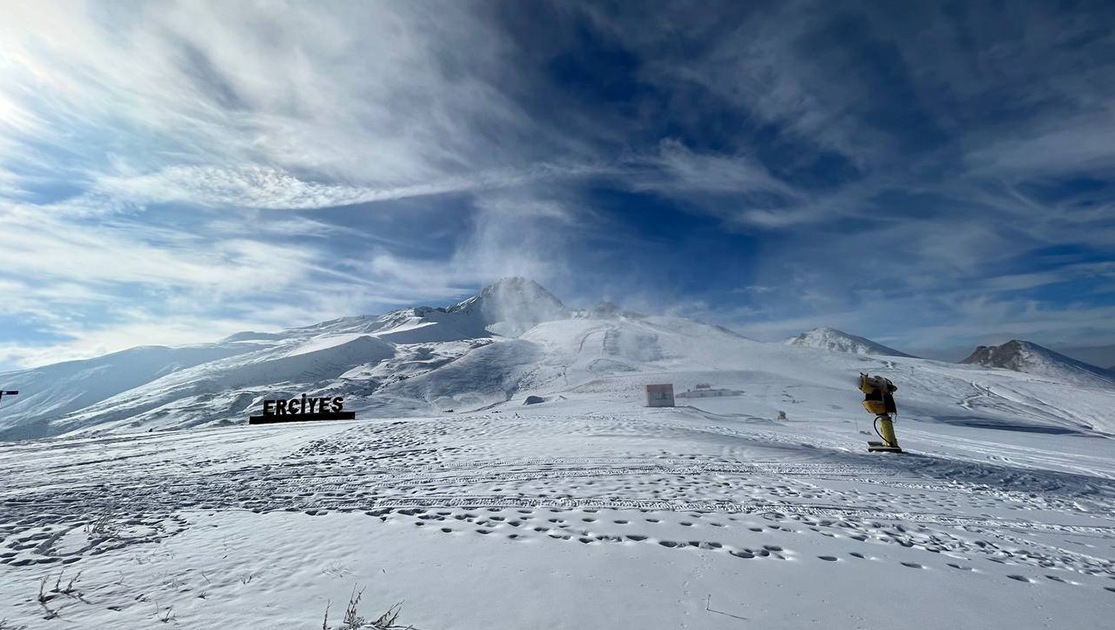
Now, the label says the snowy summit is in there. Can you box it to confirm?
[446,277,568,337]
[785,327,912,357]
[961,339,1115,388]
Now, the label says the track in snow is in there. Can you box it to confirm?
[2,411,1114,590]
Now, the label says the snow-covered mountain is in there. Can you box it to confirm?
[785,327,912,357]
[961,339,1115,388]
[3,281,1115,442]
[0,277,559,440]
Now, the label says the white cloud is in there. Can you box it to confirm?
[347,190,582,302]
[89,163,606,211]
[0,0,589,203]
[0,315,275,370]
[965,113,1115,178]
[631,140,798,197]
[0,209,316,293]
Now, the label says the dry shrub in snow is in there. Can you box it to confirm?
[322,585,416,629]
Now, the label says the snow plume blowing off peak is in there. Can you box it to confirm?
[449,277,568,337]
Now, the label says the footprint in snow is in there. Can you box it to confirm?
[1045,575,1066,583]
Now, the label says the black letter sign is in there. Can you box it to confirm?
[249,395,356,424]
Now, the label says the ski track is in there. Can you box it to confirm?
[2,411,1114,598]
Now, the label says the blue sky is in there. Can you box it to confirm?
[1,0,1114,370]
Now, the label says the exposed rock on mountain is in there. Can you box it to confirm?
[962,340,1114,388]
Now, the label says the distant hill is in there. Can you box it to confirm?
[961,340,1115,388]
[785,327,912,357]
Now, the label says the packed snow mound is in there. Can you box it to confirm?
[448,277,567,337]
[785,327,912,357]
[962,340,1115,388]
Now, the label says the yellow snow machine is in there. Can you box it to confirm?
[858,373,902,453]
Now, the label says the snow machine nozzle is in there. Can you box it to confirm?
[858,374,902,453]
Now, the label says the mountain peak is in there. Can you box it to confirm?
[962,339,1049,370]
[448,278,567,336]
[785,327,912,357]
[962,339,1114,387]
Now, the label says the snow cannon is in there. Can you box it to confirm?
[857,374,902,453]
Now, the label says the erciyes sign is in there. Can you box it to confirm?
[249,394,356,424]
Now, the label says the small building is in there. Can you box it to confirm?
[645,383,675,407]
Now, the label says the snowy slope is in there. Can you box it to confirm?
[0,279,558,440]
[0,344,256,441]
[2,383,1114,629]
[962,339,1115,389]
[785,327,912,357]
[3,282,1115,443]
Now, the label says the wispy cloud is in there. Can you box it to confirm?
[90,163,606,211]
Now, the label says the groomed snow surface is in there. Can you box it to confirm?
[2,395,1114,628]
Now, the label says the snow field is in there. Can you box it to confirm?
[2,398,1113,629]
